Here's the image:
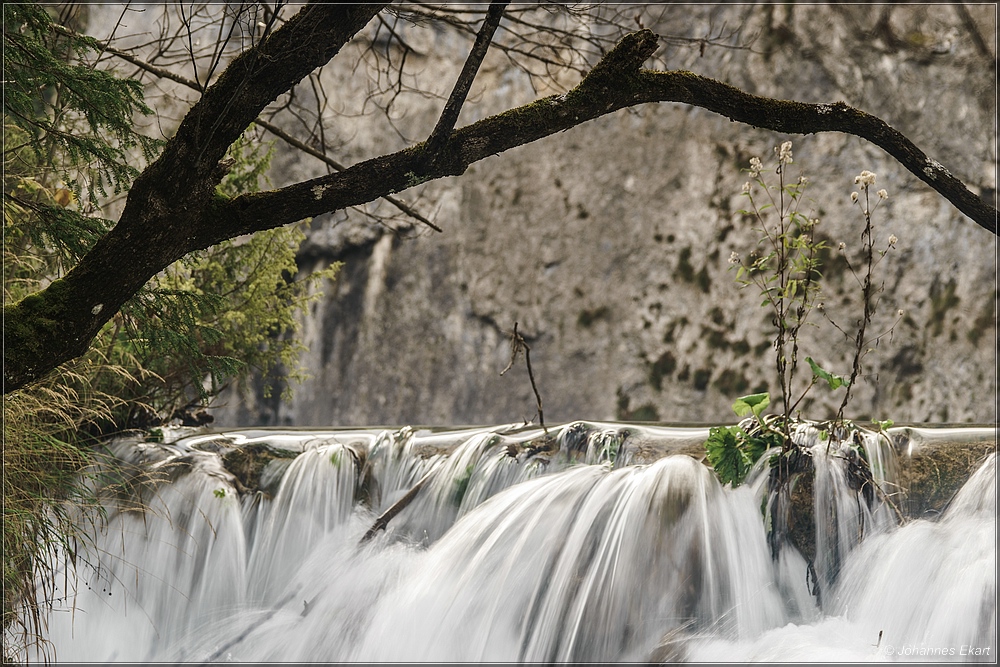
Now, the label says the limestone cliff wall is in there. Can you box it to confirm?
[117,4,994,427]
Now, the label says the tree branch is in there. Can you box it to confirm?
[359,466,437,544]
[216,30,995,245]
[4,4,388,393]
[425,1,508,157]
[254,119,442,232]
[499,322,546,433]
[50,22,441,233]
[5,27,995,394]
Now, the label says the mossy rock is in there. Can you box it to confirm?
[893,436,996,518]
[222,443,299,498]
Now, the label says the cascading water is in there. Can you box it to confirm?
[13,422,996,663]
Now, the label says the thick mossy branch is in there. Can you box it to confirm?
[4,5,386,393]
[4,27,995,394]
[224,30,995,242]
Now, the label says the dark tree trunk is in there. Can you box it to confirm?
[4,23,996,394]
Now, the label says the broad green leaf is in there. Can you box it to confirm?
[705,426,749,486]
[806,357,848,390]
[732,392,770,419]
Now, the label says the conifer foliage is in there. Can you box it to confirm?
[3,6,336,655]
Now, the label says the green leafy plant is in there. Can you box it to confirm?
[708,142,900,493]
[3,4,162,208]
[732,391,770,424]
[705,394,784,487]
[829,171,900,424]
[730,142,827,446]
[97,129,341,421]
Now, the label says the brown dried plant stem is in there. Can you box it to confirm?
[837,189,878,423]
[500,322,546,434]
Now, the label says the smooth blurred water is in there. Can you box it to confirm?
[17,422,997,663]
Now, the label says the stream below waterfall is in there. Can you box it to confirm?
[13,422,997,663]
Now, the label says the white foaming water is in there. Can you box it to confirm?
[35,450,248,662]
[687,453,997,663]
[245,441,359,603]
[16,423,996,663]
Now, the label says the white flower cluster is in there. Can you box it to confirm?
[854,170,877,187]
[776,141,793,165]
[888,234,898,246]
[742,181,752,195]
[729,251,740,264]
[877,189,888,200]
[749,157,763,178]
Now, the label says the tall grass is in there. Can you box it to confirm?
[2,355,137,663]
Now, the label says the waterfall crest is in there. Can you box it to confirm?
[16,422,996,663]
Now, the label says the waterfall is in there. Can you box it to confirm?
[13,422,996,663]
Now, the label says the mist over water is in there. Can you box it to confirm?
[18,423,996,663]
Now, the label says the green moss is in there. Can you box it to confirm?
[4,278,75,384]
[929,278,960,337]
[648,351,677,391]
[577,305,610,328]
[705,327,729,350]
[675,246,695,282]
[452,463,476,507]
[222,443,298,498]
[713,369,750,395]
[897,441,997,518]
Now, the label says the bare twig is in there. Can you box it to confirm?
[425,0,509,157]
[500,322,546,433]
[254,120,442,232]
[49,22,441,233]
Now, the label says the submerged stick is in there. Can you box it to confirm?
[359,467,437,544]
[201,584,302,663]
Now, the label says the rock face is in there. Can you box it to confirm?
[184,5,995,427]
